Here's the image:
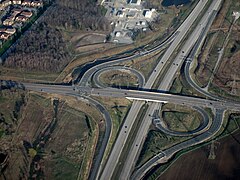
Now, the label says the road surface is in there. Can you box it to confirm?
[119,0,223,178]
[131,109,225,179]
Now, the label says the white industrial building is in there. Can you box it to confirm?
[144,9,156,18]
[128,0,141,5]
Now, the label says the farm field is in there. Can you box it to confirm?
[158,131,240,180]
[0,88,96,179]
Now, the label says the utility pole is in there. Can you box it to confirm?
[231,73,237,95]
[208,140,220,159]
[208,141,216,159]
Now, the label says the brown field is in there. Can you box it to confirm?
[194,0,231,87]
[194,0,240,97]
[158,130,240,180]
[213,47,240,96]
[0,66,59,82]
[0,90,102,179]
[75,43,115,54]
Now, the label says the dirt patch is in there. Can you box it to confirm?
[158,131,240,180]
[75,43,114,54]
[75,33,106,47]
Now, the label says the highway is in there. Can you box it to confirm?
[128,0,223,179]
[183,7,223,100]
[144,0,211,88]
[100,0,214,178]
[22,4,232,177]
[158,3,221,90]
[22,82,239,180]
[16,0,235,179]
[119,0,223,179]
[89,87,240,111]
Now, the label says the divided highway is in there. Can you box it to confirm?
[18,0,240,179]
[119,0,223,179]
[128,0,224,179]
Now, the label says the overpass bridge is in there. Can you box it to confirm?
[22,83,240,111]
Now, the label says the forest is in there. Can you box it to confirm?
[3,0,110,72]
[45,0,109,31]
[4,23,70,72]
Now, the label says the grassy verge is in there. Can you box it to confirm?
[170,67,205,98]
[136,130,189,168]
[78,116,98,180]
[209,83,240,102]
[0,66,59,82]
[121,50,164,81]
[91,97,131,167]
[193,31,218,87]
[162,104,202,132]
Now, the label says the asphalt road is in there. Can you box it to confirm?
[2,0,236,179]
[158,2,221,90]
[88,88,240,111]
[78,29,176,87]
[184,8,223,100]
[83,96,112,180]
[22,83,240,111]
[130,0,224,179]
[18,1,228,179]
[117,0,223,178]
[132,109,225,179]
[101,0,215,178]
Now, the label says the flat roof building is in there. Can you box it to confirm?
[128,0,141,5]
